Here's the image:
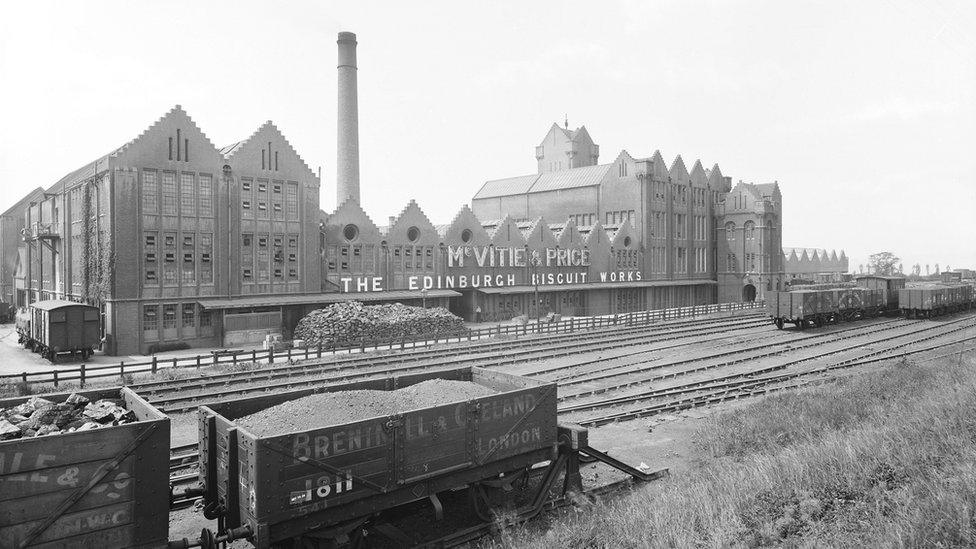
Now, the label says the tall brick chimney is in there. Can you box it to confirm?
[337,31,360,205]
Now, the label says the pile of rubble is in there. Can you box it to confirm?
[294,302,468,348]
[0,394,137,440]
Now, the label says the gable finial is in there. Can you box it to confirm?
[564,114,569,129]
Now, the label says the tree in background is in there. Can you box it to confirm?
[926,264,931,276]
[935,263,941,274]
[858,264,865,274]
[898,262,904,274]
[869,252,900,276]
[912,263,921,276]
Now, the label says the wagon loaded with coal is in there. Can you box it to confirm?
[3,367,661,548]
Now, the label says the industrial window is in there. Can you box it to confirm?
[163,267,177,283]
[198,174,213,216]
[180,173,195,216]
[288,253,297,262]
[145,233,156,247]
[242,180,252,192]
[274,268,283,279]
[182,303,195,327]
[285,183,298,218]
[183,252,193,262]
[143,306,158,331]
[199,308,212,328]
[288,236,297,248]
[165,234,175,247]
[273,203,282,216]
[273,236,283,247]
[161,172,177,215]
[242,200,251,210]
[201,252,211,263]
[165,252,175,262]
[143,170,158,214]
[288,267,298,278]
[146,253,156,262]
[258,183,267,193]
[243,268,252,280]
[725,222,736,241]
[273,182,281,194]
[242,234,252,247]
[145,270,157,281]
[258,264,269,281]
[258,236,268,247]
[163,305,177,329]
[353,246,361,256]
[258,202,267,210]
[183,235,194,247]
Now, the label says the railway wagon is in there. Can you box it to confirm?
[17,300,101,361]
[899,284,974,318]
[0,387,170,548]
[198,366,558,548]
[767,287,887,329]
[855,275,906,310]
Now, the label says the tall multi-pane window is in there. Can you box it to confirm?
[143,170,158,214]
[180,173,195,216]
[182,304,195,327]
[241,178,254,218]
[161,172,177,215]
[143,306,158,332]
[286,182,298,218]
[200,233,213,283]
[198,174,213,216]
[162,305,177,329]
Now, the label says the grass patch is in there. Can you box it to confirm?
[489,355,976,548]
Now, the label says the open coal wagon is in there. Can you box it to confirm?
[195,366,602,548]
[0,387,170,548]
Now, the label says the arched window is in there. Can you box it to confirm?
[744,220,756,241]
[725,222,736,242]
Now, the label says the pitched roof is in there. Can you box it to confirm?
[475,163,613,199]
[219,141,245,157]
[2,187,46,217]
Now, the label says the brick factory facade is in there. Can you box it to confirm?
[10,109,801,355]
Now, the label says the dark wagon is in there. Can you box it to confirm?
[17,300,100,361]
[0,387,170,548]
[766,287,888,329]
[198,366,559,548]
[899,284,974,318]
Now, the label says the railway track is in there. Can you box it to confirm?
[147,316,771,413]
[566,317,976,426]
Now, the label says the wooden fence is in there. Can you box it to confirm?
[1,301,765,389]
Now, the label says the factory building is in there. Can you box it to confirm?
[783,248,850,283]
[8,31,791,354]
[14,107,323,355]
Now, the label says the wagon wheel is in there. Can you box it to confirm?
[470,468,531,522]
[813,316,824,328]
[775,318,784,330]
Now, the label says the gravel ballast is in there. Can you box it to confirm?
[235,379,498,435]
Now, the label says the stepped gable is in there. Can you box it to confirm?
[689,160,708,187]
[648,150,670,180]
[707,163,731,192]
[554,220,584,248]
[440,206,492,245]
[220,120,318,182]
[669,155,690,185]
[323,198,382,245]
[523,217,559,251]
[387,200,440,246]
[48,105,224,193]
[609,220,638,249]
[581,220,611,272]
[488,215,526,248]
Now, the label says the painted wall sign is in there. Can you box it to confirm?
[446,246,591,268]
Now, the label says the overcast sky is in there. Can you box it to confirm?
[1,0,973,271]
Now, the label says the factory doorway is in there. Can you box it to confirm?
[742,284,757,302]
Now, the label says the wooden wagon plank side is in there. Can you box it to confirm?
[0,477,135,527]
[0,501,135,547]
[0,455,138,502]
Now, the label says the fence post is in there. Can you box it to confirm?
[196,356,201,370]
[79,364,86,388]
[268,349,274,364]
[360,338,366,353]
[121,361,126,379]
[172,358,177,370]
[149,357,154,374]
[287,348,292,361]
[317,344,322,358]
[213,353,218,367]
[251,350,257,363]
[21,372,27,384]
[233,353,238,368]
[53,370,58,388]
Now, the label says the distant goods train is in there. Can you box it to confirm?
[15,299,101,361]
[767,275,975,329]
